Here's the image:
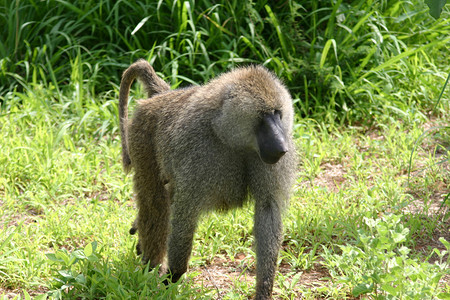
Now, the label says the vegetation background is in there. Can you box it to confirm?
[0,0,449,299]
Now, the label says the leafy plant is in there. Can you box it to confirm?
[46,241,197,299]
[322,214,450,299]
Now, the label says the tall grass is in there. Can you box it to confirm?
[1,0,449,122]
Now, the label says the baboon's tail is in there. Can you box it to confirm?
[119,59,170,172]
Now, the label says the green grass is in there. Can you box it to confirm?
[1,0,449,299]
[0,73,449,298]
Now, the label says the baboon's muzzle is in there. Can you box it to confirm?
[257,112,288,164]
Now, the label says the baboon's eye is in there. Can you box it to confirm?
[274,109,282,119]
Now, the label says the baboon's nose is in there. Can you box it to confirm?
[261,147,287,164]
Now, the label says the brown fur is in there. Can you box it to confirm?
[119,59,297,299]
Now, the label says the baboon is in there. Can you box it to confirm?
[119,59,297,299]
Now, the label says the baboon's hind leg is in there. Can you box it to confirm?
[167,193,200,282]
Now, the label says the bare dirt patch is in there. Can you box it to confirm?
[0,283,48,300]
[313,163,347,192]
[191,254,333,299]
[299,162,348,192]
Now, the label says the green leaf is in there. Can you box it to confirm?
[46,253,61,263]
[352,283,373,297]
[58,270,74,279]
[370,273,381,284]
[439,237,450,250]
[381,283,399,296]
[72,249,87,260]
[437,292,450,299]
[320,39,338,69]
[75,274,87,284]
[265,5,288,60]
[363,217,379,228]
[56,251,71,266]
[131,16,151,35]
[84,242,97,257]
[425,0,448,19]
[84,243,93,257]
[391,231,407,243]
[398,246,410,256]
[34,294,48,300]
[23,290,31,300]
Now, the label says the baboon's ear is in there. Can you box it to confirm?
[256,111,287,164]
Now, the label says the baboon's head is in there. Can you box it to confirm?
[212,66,293,164]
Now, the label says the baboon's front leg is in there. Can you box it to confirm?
[254,200,283,300]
